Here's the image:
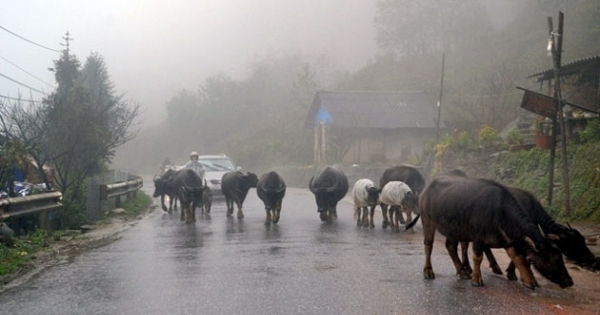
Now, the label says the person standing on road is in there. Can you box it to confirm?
[184,151,205,180]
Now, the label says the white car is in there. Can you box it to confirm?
[197,154,239,197]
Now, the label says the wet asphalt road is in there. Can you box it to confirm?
[0,180,575,314]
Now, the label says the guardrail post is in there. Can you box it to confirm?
[39,210,49,230]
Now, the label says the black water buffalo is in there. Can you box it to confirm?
[473,187,598,279]
[309,166,349,222]
[379,165,425,228]
[256,171,286,225]
[443,170,598,275]
[419,175,573,289]
[173,169,205,224]
[221,171,259,219]
[152,169,178,213]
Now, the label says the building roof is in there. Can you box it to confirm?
[304,90,441,129]
[527,55,600,83]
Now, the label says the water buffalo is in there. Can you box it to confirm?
[309,166,349,222]
[443,170,598,276]
[256,171,286,225]
[152,169,178,213]
[379,165,425,228]
[419,175,573,289]
[173,169,205,224]
[379,181,418,232]
[471,187,598,280]
[221,171,259,219]
[351,179,379,228]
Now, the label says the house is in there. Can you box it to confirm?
[304,90,442,164]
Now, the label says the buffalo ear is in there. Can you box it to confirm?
[524,237,538,253]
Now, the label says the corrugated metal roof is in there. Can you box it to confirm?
[305,90,440,129]
[527,55,600,82]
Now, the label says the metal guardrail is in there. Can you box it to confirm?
[0,191,63,221]
[99,176,143,207]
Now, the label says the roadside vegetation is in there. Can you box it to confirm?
[0,191,152,276]
[430,120,600,223]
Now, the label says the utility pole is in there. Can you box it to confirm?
[436,52,445,141]
[547,12,571,216]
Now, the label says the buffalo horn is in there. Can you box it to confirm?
[275,183,286,193]
[324,176,339,193]
[308,177,317,194]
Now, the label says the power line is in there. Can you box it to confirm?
[0,25,61,53]
[0,56,54,88]
[0,72,47,95]
[0,94,43,103]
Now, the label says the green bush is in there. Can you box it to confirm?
[580,118,600,143]
[120,192,153,216]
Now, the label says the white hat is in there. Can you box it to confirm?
[190,151,199,157]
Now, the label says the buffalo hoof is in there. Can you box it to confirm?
[506,269,518,281]
[490,264,503,275]
[471,279,484,287]
[369,223,375,229]
[458,270,471,280]
[319,212,328,222]
[423,269,435,280]
[521,280,538,290]
[161,205,168,212]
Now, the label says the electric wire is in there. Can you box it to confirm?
[0,25,61,53]
[0,72,47,95]
[0,94,43,103]
[0,56,54,88]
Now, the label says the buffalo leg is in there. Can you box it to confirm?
[404,208,414,233]
[505,262,518,281]
[161,195,168,212]
[362,207,369,227]
[506,247,538,289]
[265,209,272,225]
[422,218,436,280]
[273,201,281,224]
[225,198,233,217]
[236,200,244,219]
[381,203,390,229]
[446,239,470,279]
[369,205,376,229]
[355,206,361,227]
[459,243,502,276]
[470,246,485,287]
[180,205,185,221]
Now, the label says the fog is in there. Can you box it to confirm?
[1,0,378,124]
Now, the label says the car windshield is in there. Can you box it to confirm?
[199,158,235,171]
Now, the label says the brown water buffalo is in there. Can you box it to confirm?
[221,171,259,219]
[256,171,286,225]
[309,166,349,223]
[419,175,573,289]
[379,165,425,229]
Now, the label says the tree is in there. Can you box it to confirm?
[42,48,139,200]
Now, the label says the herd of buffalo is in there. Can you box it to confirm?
[153,164,600,290]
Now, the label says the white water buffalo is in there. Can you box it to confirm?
[379,181,418,232]
[351,179,379,228]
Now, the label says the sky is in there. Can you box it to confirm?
[1,0,379,124]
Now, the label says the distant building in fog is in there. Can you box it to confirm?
[304,90,442,164]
